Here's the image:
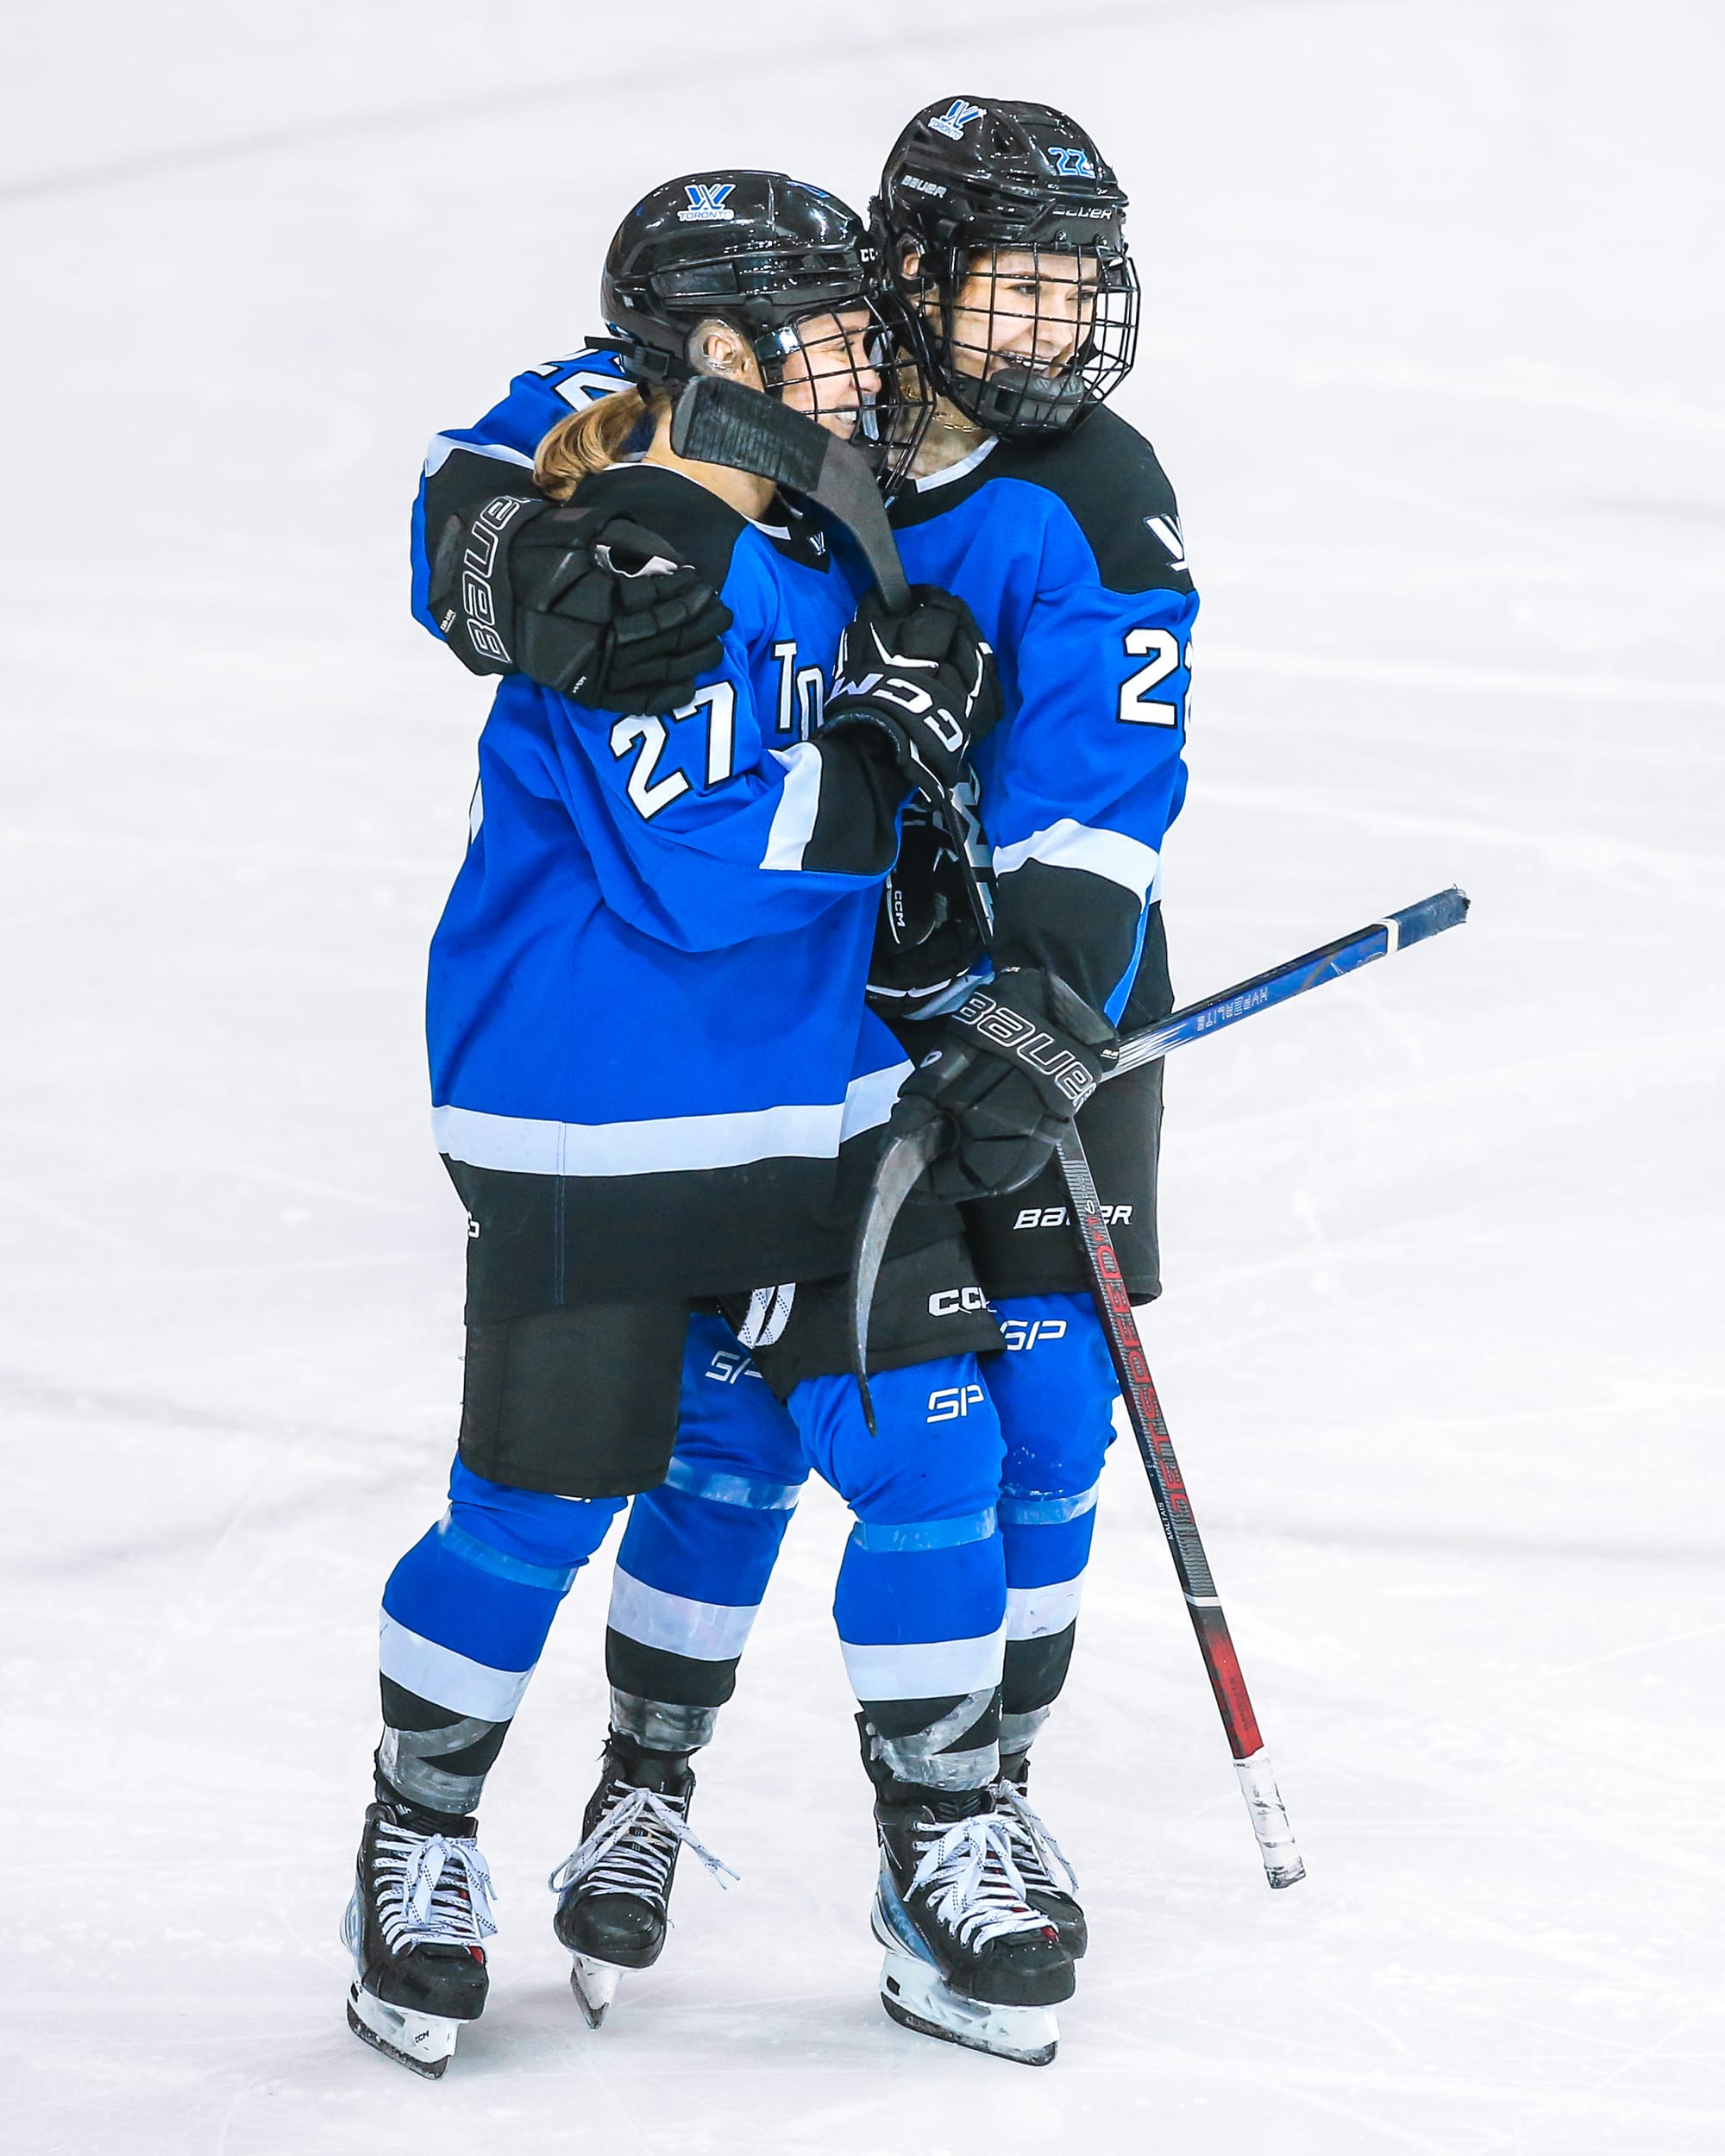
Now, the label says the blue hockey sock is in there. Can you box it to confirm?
[605,1313,807,1750]
[793,1356,1007,1792]
[989,1294,1118,1752]
[376,1457,624,1814]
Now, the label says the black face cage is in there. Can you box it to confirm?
[913,242,1139,440]
[617,251,932,492]
[745,291,932,493]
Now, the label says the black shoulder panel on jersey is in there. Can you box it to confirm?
[990,406,1192,596]
[990,856,1145,1015]
[565,464,749,597]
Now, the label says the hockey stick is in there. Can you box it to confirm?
[850,887,1470,1414]
[672,375,993,950]
[670,378,911,611]
[1054,1120,1304,1888]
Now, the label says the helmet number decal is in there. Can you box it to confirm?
[609,680,737,819]
[1117,628,1184,728]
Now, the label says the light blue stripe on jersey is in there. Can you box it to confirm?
[850,1506,997,1553]
[432,1061,906,1178]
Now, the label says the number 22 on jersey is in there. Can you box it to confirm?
[1117,628,1189,728]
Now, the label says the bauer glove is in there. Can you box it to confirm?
[429,497,732,714]
[891,966,1120,1200]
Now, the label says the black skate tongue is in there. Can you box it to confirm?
[607,1733,695,1799]
[925,1789,990,1825]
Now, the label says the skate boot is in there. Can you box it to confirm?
[342,1794,497,2078]
[871,1784,1076,2068]
[993,1751,1086,1958]
[548,1733,736,2028]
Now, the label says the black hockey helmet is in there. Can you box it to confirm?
[599,170,927,484]
[878,98,1138,439]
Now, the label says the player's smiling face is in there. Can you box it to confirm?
[948,249,1098,383]
[776,306,882,438]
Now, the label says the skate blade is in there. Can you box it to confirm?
[570,1955,624,2031]
[346,1981,461,2078]
[878,1951,1058,2067]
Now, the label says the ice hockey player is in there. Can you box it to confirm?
[558,100,1197,2064]
[345,169,1006,2078]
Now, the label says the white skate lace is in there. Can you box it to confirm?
[908,1814,1053,1950]
[547,1784,737,1913]
[368,1821,497,1953]
[992,1779,1079,1899]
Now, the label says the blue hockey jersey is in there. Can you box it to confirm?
[417,360,917,1315]
[889,417,1195,1025]
[414,351,1197,1310]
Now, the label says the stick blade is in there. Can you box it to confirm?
[670,379,910,613]
[670,378,829,495]
[849,1120,945,1432]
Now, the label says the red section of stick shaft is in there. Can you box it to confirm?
[1054,1130,1276,1771]
[1189,1606,1264,1760]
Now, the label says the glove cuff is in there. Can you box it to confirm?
[944,967,1119,1112]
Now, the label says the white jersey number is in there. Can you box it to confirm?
[610,681,737,821]
[1118,628,1184,727]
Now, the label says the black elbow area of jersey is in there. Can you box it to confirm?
[991,858,1146,1016]
[800,728,909,877]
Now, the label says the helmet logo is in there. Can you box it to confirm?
[680,182,736,223]
[928,99,984,141]
[1052,147,1097,179]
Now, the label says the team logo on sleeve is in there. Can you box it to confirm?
[928,100,984,141]
[680,182,736,222]
[1144,513,1187,570]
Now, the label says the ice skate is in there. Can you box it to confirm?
[871,1792,1075,2067]
[549,1735,736,2028]
[342,1796,496,2078]
[993,1752,1086,1958]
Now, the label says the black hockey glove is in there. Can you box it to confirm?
[867,795,994,1017]
[428,495,731,714]
[890,967,1120,1201]
[821,586,1001,798]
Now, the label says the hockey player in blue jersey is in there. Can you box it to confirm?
[342,172,1023,2078]
[546,103,1196,2062]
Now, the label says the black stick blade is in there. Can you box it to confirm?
[670,379,911,614]
[671,377,830,495]
[848,1120,945,1434]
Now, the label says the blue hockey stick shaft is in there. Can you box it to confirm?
[1112,886,1468,1079]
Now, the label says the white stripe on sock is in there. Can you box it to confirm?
[378,1611,535,1722]
[841,1626,1006,1702]
[606,1567,762,1663]
[1005,1576,1086,1640]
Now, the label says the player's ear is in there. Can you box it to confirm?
[687,318,758,385]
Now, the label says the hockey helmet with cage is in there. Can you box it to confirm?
[599,170,927,483]
[877,99,1138,440]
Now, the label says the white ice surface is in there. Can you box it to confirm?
[3,4,1722,2150]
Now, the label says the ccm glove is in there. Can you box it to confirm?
[821,585,1001,796]
[428,495,731,713]
[891,966,1120,1200]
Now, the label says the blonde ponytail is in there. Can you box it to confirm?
[535,386,667,500]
